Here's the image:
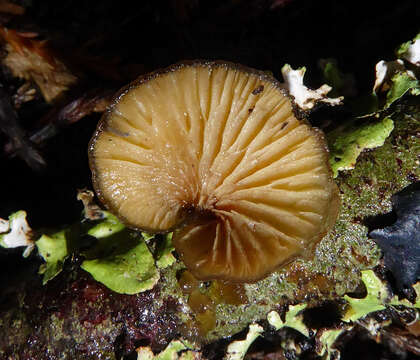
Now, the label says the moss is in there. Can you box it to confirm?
[158,102,419,344]
[1,105,418,357]
[339,108,419,219]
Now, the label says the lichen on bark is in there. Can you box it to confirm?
[1,99,418,358]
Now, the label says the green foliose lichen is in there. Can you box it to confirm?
[267,304,308,337]
[136,339,196,360]
[328,117,394,177]
[225,324,263,360]
[81,238,160,295]
[155,233,176,269]
[343,270,387,322]
[37,230,69,284]
[385,72,420,108]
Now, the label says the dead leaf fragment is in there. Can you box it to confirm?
[0,27,77,103]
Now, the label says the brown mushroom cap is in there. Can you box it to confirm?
[89,61,339,282]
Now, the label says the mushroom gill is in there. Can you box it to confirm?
[89,61,339,282]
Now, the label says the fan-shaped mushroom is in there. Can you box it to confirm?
[89,61,339,282]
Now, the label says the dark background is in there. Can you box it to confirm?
[1,0,419,228]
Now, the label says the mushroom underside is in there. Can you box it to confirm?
[89,61,339,282]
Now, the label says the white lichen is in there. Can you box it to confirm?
[401,38,420,66]
[0,218,9,233]
[372,59,420,110]
[281,64,343,111]
[0,210,34,257]
[373,59,407,93]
